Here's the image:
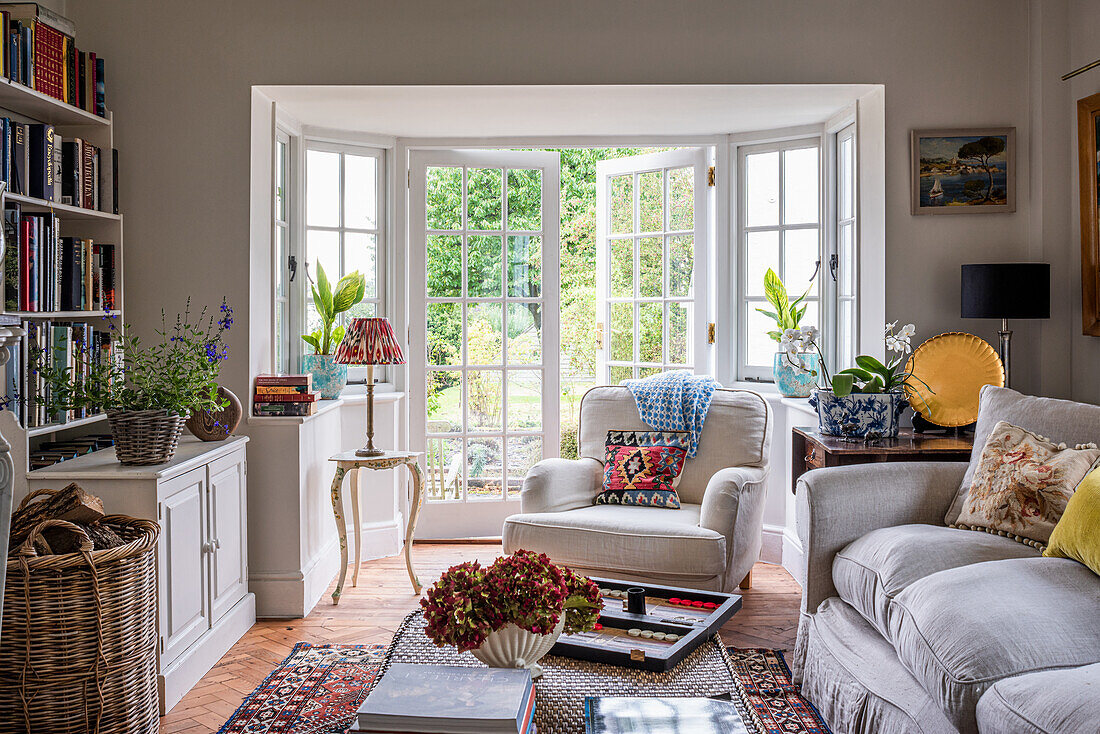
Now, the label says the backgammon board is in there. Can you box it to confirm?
[550,577,741,671]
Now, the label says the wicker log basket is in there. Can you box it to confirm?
[0,492,160,734]
[108,409,185,465]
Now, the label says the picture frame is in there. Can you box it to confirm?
[910,127,1016,215]
[1077,93,1100,336]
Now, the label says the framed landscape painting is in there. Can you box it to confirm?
[911,127,1016,214]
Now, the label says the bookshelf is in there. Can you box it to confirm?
[0,72,123,504]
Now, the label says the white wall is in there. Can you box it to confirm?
[65,0,1076,399]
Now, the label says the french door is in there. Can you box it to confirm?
[409,150,561,538]
[595,149,711,384]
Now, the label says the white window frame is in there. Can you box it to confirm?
[827,122,858,371]
[736,136,824,382]
[273,128,294,375]
[301,139,386,383]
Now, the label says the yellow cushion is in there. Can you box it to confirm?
[1044,467,1100,576]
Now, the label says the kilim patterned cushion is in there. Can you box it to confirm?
[594,430,690,508]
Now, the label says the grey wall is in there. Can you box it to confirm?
[65,0,1094,401]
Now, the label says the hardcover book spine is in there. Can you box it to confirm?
[12,122,24,196]
[31,19,65,100]
[0,117,9,191]
[91,146,99,210]
[60,138,75,205]
[94,55,104,116]
[81,238,92,310]
[3,203,19,312]
[252,402,316,417]
[0,12,8,80]
[59,236,75,310]
[27,123,51,200]
[20,217,33,311]
[254,385,311,394]
[99,243,115,310]
[253,392,318,403]
[254,375,313,386]
[80,141,94,209]
[51,131,61,203]
[111,148,118,214]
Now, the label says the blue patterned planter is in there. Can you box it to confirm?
[809,389,909,438]
[302,354,347,399]
[773,352,820,398]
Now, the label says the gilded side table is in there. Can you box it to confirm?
[328,450,424,604]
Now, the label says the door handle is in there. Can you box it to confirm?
[202,541,215,554]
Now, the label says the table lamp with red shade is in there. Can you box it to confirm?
[333,317,406,456]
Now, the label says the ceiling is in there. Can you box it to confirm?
[258,84,879,138]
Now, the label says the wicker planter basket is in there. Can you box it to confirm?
[108,409,185,465]
[0,500,160,733]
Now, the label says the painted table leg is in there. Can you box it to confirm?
[351,467,362,587]
[403,459,425,594]
[330,465,349,605]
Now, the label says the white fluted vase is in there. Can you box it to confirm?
[469,617,565,679]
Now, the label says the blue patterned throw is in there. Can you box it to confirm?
[621,370,719,458]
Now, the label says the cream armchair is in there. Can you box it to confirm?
[502,386,771,592]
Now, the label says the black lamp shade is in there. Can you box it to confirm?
[961,263,1050,319]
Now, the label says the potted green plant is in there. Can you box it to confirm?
[756,268,818,397]
[300,263,366,399]
[33,300,232,465]
[420,549,601,678]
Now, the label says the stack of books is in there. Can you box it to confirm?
[253,374,318,417]
[0,3,108,117]
[3,203,117,312]
[354,664,536,733]
[0,119,118,213]
[29,432,113,469]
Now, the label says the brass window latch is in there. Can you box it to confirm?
[596,322,605,349]
[708,322,716,344]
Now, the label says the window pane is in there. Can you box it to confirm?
[507,235,541,298]
[668,167,693,231]
[467,370,502,430]
[468,235,503,297]
[427,303,462,366]
[276,140,287,222]
[426,167,462,230]
[638,170,663,233]
[507,169,542,231]
[609,302,633,362]
[639,303,663,363]
[507,437,542,492]
[744,231,779,298]
[507,303,541,365]
[467,303,503,365]
[783,147,819,225]
[506,371,541,430]
[467,168,503,230]
[610,175,632,234]
[839,223,855,297]
[307,230,339,284]
[466,437,503,500]
[347,301,377,319]
[306,150,339,227]
[668,302,690,365]
[669,235,693,298]
[840,136,853,220]
[745,306,777,367]
[274,301,286,372]
[609,365,633,384]
[639,366,662,378]
[609,239,633,298]
[744,151,779,227]
[344,154,378,230]
[784,229,820,297]
[344,232,377,299]
[639,237,663,297]
[800,300,820,334]
[426,235,461,297]
[425,437,462,500]
[427,371,462,433]
[839,299,855,366]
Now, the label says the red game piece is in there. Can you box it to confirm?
[703,602,718,609]
[692,601,705,608]
[594,623,603,631]
[669,598,681,605]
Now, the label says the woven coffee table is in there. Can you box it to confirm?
[375,610,761,734]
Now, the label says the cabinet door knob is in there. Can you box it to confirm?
[202,541,215,554]
[213,538,221,550]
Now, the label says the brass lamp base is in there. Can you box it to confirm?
[356,446,385,457]
[356,366,386,457]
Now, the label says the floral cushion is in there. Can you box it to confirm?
[953,421,1100,547]
[594,430,689,509]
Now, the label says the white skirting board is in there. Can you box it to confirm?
[761,524,803,585]
[159,593,256,714]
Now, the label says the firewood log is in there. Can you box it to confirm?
[9,484,106,550]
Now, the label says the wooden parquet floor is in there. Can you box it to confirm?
[160,543,802,733]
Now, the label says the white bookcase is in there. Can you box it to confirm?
[0,74,123,503]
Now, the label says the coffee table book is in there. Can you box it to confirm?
[584,696,749,734]
[354,663,535,733]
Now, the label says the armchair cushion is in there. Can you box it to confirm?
[502,503,726,583]
[594,430,689,509]
[976,662,1100,734]
[833,524,1039,638]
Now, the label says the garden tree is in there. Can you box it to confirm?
[957,136,1006,202]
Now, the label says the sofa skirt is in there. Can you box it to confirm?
[801,599,957,734]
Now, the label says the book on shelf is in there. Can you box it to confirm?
[252,401,317,417]
[355,664,535,734]
[254,391,318,403]
[255,373,313,388]
[254,384,312,395]
[0,122,117,212]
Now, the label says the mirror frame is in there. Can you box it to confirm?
[1078,91,1100,336]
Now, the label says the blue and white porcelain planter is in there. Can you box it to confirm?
[302,354,347,399]
[809,389,909,439]
[773,352,820,398]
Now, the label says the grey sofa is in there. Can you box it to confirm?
[502,386,771,592]
[793,387,1100,734]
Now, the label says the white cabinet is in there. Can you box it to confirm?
[26,436,255,714]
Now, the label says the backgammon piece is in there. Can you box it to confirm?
[652,632,667,640]
[666,634,680,641]
[692,601,705,608]
[669,597,682,604]
[627,628,642,637]
[703,602,717,609]
[600,588,612,595]
[594,623,603,631]
[640,630,654,638]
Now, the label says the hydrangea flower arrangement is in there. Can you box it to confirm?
[32,299,233,420]
[420,549,601,652]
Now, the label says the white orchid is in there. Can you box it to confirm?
[899,323,916,338]
[886,320,897,331]
[800,325,818,343]
[784,328,801,342]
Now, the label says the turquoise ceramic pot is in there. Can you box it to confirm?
[772,351,820,398]
[302,354,347,399]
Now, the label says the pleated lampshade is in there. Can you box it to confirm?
[333,317,405,365]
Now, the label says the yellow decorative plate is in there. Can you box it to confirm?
[904,332,1004,427]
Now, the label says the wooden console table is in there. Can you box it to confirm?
[328,450,424,603]
[791,427,973,493]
